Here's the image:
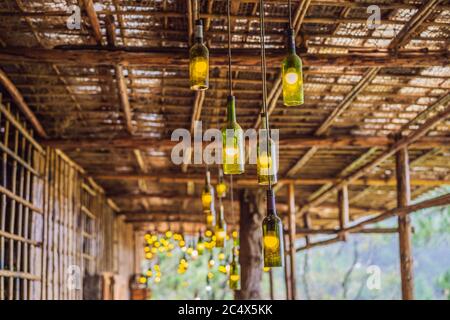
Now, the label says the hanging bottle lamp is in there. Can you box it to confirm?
[215,202,227,248]
[189,18,209,91]
[201,169,214,210]
[282,0,304,106]
[258,0,284,268]
[257,112,278,185]
[222,0,245,175]
[228,247,240,290]
[197,230,205,255]
[216,167,227,198]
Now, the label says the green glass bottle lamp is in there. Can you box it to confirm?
[215,204,227,248]
[197,231,205,256]
[201,170,214,210]
[228,247,240,290]
[222,95,245,175]
[189,19,209,91]
[262,190,284,267]
[257,113,278,186]
[216,168,227,198]
[282,28,304,106]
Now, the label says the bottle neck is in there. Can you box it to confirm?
[226,95,236,123]
[205,171,211,185]
[266,189,277,216]
[195,24,204,43]
[287,28,296,54]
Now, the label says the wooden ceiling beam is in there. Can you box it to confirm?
[41,135,448,150]
[95,174,449,187]
[0,47,447,68]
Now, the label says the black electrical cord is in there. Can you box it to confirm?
[288,0,293,29]
[227,0,233,96]
[258,0,273,191]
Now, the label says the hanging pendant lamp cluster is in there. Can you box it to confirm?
[188,0,306,281]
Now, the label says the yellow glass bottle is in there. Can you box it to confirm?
[282,28,304,106]
[222,95,245,175]
[189,19,209,91]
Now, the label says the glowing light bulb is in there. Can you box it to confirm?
[258,153,272,168]
[230,274,240,282]
[202,193,212,207]
[284,69,298,85]
[216,183,227,197]
[139,276,147,284]
[263,235,279,250]
[225,146,238,157]
[193,59,207,77]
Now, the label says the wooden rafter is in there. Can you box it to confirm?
[41,134,448,150]
[0,47,447,68]
[95,173,449,187]
[82,0,103,45]
[388,0,441,50]
[297,96,450,218]
[283,67,381,178]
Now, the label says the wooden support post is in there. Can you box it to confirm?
[283,231,291,300]
[396,147,414,300]
[236,189,264,300]
[338,184,349,241]
[287,183,297,299]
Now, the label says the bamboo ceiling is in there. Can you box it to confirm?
[0,0,449,233]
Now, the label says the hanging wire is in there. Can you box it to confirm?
[288,0,293,29]
[227,0,233,96]
[258,0,273,191]
[229,175,235,225]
